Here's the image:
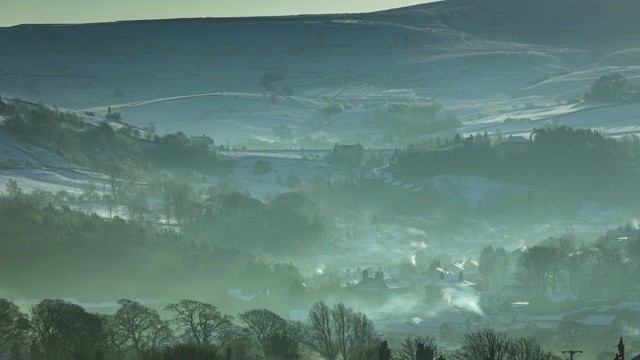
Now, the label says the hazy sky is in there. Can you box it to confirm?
[1,0,439,27]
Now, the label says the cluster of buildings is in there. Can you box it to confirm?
[280,223,640,354]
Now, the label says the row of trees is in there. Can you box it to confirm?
[585,73,640,103]
[186,189,328,256]
[0,298,228,360]
[477,230,640,296]
[0,298,451,360]
[366,100,461,141]
[394,126,636,193]
[3,168,330,257]
[0,192,306,307]
[450,329,561,360]
[515,237,574,295]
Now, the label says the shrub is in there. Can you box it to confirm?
[253,159,271,175]
[585,73,640,102]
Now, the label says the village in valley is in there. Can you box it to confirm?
[2,0,640,358]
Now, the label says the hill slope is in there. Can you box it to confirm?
[1,0,640,145]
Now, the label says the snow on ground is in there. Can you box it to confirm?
[3,1,640,145]
[1,1,639,234]
[458,101,640,138]
[0,168,99,196]
[0,127,78,169]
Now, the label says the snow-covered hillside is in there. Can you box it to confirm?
[2,0,640,146]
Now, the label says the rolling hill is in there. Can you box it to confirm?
[1,0,640,147]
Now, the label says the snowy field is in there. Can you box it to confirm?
[2,0,640,146]
[1,0,639,232]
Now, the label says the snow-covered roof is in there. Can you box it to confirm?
[426,279,476,287]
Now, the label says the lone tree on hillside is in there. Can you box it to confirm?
[273,125,293,143]
[260,72,284,92]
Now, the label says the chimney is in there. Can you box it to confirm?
[458,271,464,282]
[375,271,384,281]
[618,337,624,360]
[362,269,369,282]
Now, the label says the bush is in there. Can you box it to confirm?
[141,343,220,360]
[369,100,459,136]
[585,73,640,102]
[259,72,284,91]
[253,159,271,175]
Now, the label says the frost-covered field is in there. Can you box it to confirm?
[1,0,640,228]
[2,0,640,146]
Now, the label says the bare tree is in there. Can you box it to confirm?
[348,312,378,360]
[30,299,106,360]
[478,246,511,290]
[272,125,293,144]
[395,336,438,360]
[263,321,304,359]
[6,178,22,201]
[453,329,561,360]
[238,308,287,358]
[332,303,353,360]
[112,299,174,356]
[507,337,561,360]
[0,298,30,358]
[455,329,510,360]
[305,302,377,360]
[162,180,197,225]
[106,162,126,202]
[218,324,262,360]
[516,245,556,295]
[305,301,337,360]
[541,236,574,291]
[102,313,130,359]
[165,299,233,347]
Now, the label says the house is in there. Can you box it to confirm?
[327,142,365,166]
[606,227,639,241]
[577,315,616,327]
[439,313,473,342]
[347,269,409,302]
[380,318,442,342]
[527,291,581,315]
[190,134,215,148]
[351,269,387,292]
[501,135,531,145]
[425,271,476,303]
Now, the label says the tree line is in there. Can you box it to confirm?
[0,99,228,178]
[0,193,302,304]
[477,229,640,297]
[1,297,567,360]
[393,126,640,193]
